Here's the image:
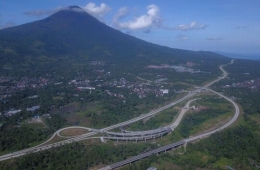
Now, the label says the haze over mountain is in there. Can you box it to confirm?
[0,6,228,77]
[215,51,260,61]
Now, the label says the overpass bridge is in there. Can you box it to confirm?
[100,140,185,170]
[103,98,198,142]
[103,127,172,142]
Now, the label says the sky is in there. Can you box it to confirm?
[0,0,260,55]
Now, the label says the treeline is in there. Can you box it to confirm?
[219,87,260,115]
[90,92,173,128]
[0,142,156,170]
[213,59,260,115]
[0,114,66,152]
[0,125,48,152]
[182,126,260,169]
[179,100,231,138]
[125,125,260,170]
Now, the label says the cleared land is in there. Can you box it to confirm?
[59,128,89,137]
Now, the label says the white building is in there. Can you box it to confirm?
[160,89,169,94]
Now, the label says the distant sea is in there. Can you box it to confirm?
[215,52,260,61]
[232,55,260,60]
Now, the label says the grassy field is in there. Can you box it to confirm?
[59,128,89,137]
[49,101,105,127]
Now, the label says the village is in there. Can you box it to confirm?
[0,62,191,118]
[0,76,51,101]
[225,78,260,89]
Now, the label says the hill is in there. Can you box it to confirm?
[0,6,228,77]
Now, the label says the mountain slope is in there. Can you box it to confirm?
[0,6,171,57]
[0,6,229,77]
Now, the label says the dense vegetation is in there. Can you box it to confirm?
[0,142,156,170]
[121,59,260,170]
[1,123,259,170]
[213,59,260,115]
[0,114,66,152]
[179,97,233,138]
[123,125,260,170]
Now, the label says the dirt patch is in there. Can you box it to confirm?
[49,102,79,115]
[64,113,91,126]
[43,135,64,145]
[194,106,210,112]
[186,61,196,67]
[28,117,43,123]
[60,128,89,137]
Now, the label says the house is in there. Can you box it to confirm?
[5,109,21,116]
[77,87,95,90]
[27,105,40,112]
[160,89,169,94]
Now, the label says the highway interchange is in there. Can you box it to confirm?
[0,60,240,169]
[99,86,240,170]
[100,60,240,169]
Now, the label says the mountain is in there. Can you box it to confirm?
[0,6,229,77]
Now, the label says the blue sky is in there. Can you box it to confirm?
[1,0,260,54]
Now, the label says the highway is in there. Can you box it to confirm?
[100,85,240,170]
[170,98,199,130]
[0,60,235,162]
[106,127,171,137]
[98,60,239,170]
[0,90,198,161]
[96,59,234,141]
[100,140,186,170]
[185,87,240,143]
[102,98,198,141]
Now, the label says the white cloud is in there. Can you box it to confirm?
[83,3,111,20]
[115,4,162,30]
[24,3,110,21]
[113,4,207,33]
[113,7,129,28]
[23,3,207,33]
[165,21,207,31]
[207,37,224,40]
